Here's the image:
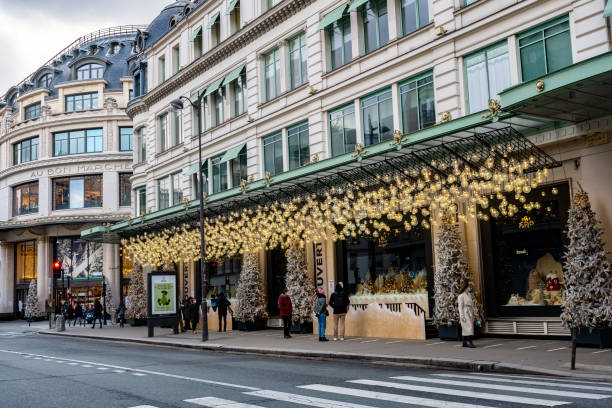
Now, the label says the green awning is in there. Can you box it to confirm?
[317,4,348,30]
[190,90,204,103]
[225,0,239,15]
[222,64,245,86]
[204,77,225,97]
[605,0,612,17]
[207,11,220,28]
[347,0,368,12]
[220,144,246,163]
[189,25,202,41]
[184,160,207,175]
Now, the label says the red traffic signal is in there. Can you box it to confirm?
[52,260,62,271]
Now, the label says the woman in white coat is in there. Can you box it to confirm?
[458,281,476,348]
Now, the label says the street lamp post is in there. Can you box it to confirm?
[170,93,208,342]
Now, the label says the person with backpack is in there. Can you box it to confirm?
[329,282,350,341]
[91,299,103,329]
[216,292,231,332]
[278,289,293,339]
[314,288,329,342]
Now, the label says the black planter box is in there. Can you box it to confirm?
[128,318,147,327]
[438,324,461,341]
[290,321,313,334]
[237,319,266,331]
[576,327,612,348]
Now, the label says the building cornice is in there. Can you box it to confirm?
[126,0,315,118]
[0,213,130,231]
[15,88,49,103]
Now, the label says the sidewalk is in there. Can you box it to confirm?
[39,324,612,381]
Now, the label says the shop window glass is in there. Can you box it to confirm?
[289,32,308,89]
[120,127,133,151]
[400,73,435,134]
[53,175,102,210]
[211,155,228,193]
[519,17,572,82]
[330,104,356,157]
[53,128,103,156]
[231,147,247,187]
[362,89,393,146]
[465,43,511,113]
[119,173,132,206]
[13,137,39,165]
[16,241,37,284]
[287,122,309,170]
[55,238,103,281]
[263,132,283,176]
[13,181,39,216]
[362,0,389,54]
[207,257,241,299]
[328,14,352,71]
[121,245,133,279]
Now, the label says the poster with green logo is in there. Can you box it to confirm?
[151,275,176,315]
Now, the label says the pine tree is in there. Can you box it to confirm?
[25,279,41,320]
[126,266,147,319]
[561,190,612,329]
[104,287,115,317]
[285,245,316,324]
[433,210,477,326]
[235,252,268,323]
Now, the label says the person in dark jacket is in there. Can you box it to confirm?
[182,297,191,332]
[314,288,329,342]
[64,302,75,327]
[116,303,126,328]
[278,289,293,339]
[216,292,231,332]
[188,297,200,334]
[73,302,84,327]
[91,299,103,329]
[329,282,350,341]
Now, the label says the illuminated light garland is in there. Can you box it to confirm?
[123,152,552,267]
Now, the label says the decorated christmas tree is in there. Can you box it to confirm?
[433,210,476,326]
[104,286,115,318]
[285,245,316,324]
[25,279,41,320]
[561,190,612,329]
[235,252,268,323]
[126,266,147,319]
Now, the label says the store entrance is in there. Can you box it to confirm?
[266,247,288,316]
[15,288,28,319]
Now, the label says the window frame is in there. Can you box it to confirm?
[211,155,229,193]
[158,55,166,84]
[119,173,132,207]
[13,181,39,216]
[399,70,436,134]
[361,0,389,55]
[136,127,146,163]
[119,126,133,151]
[172,44,180,75]
[38,73,52,88]
[52,174,103,210]
[328,103,357,157]
[53,128,103,156]
[288,32,308,90]
[361,87,394,146]
[230,146,247,187]
[24,102,41,120]
[464,41,510,114]
[76,63,104,80]
[263,131,284,176]
[287,121,310,170]
[264,48,281,102]
[136,186,147,216]
[213,89,225,126]
[159,112,169,152]
[232,69,246,117]
[65,92,99,112]
[399,0,429,37]
[13,136,39,165]
[328,12,352,71]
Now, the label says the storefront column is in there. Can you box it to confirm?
[36,238,51,307]
[0,243,14,315]
[462,213,484,298]
[103,243,120,308]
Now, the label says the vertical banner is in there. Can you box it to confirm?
[313,242,326,291]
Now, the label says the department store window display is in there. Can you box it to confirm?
[55,237,103,280]
[207,257,240,299]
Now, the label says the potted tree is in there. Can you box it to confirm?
[561,190,612,349]
[126,267,147,326]
[235,252,268,331]
[285,244,316,334]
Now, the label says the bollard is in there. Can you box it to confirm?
[55,315,66,332]
[49,313,56,329]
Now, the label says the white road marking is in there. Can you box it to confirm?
[68,362,78,365]
[391,375,609,399]
[361,339,378,343]
[547,347,568,352]
[81,364,93,368]
[483,344,503,349]
[185,397,263,407]
[516,345,537,350]
[96,367,109,370]
[345,338,363,341]
[299,384,496,408]
[56,361,65,363]
[128,406,159,408]
[593,349,611,354]
[349,379,567,406]
[0,349,260,391]
[426,342,445,346]
[245,389,379,407]
[385,340,403,344]
[131,373,147,377]
[113,370,126,373]
[461,372,607,385]
[435,373,612,392]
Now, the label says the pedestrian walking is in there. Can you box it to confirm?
[278,289,293,339]
[329,282,350,341]
[116,303,126,328]
[73,302,84,326]
[458,281,476,348]
[188,297,200,335]
[91,299,103,329]
[182,296,191,332]
[216,292,231,332]
[314,288,329,342]
[64,302,75,327]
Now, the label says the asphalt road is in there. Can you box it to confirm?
[1,321,611,408]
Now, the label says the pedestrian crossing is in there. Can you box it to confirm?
[126,371,612,408]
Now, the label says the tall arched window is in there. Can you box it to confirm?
[38,73,52,88]
[77,63,104,80]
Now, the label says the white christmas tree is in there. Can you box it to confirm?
[561,190,612,329]
[433,210,477,326]
[25,279,41,319]
[235,252,268,323]
[104,286,115,317]
[126,266,147,319]
[285,244,316,324]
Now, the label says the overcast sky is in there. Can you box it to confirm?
[0,0,171,93]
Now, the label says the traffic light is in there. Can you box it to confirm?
[52,260,62,277]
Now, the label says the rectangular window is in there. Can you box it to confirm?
[329,104,356,157]
[213,90,224,126]
[287,122,309,170]
[53,128,103,156]
[264,48,280,101]
[194,30,203,58]
[289,33,308,89]
[119,127,133,151]
[158,177,170,210]
[465,42,511,113]
[263,132,283,176]
[136,127,146,163]
[172,172,183,204]
[464,0,478,6]
[400,73,435,134]
[193,161,209,196]
[55,238,103,281]
[159,113,168,151]
[65,92,98,112]
[173,110,182,145]
[172,45,180,74]
[362,0,389,54]
[211,155,228,193]
[53,175,102,210]
[136,187,147,216]
[400,0,429,36]
[16,241,37,284]
[13,181,39,216]
[231,147,247,187]
[361,89,393,146]
[232,70,246,117]
[212,19,221,47]
[24,102,41,120]
[159,55,166,84]
[231,0,241,33]
[263,0,278,11]
[328,13,352,71]
[519,16,571,82]
[158,173,182,209]
[119,173,132,206]
[13,137,39,165]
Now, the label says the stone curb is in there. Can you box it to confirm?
[39,331,612,382]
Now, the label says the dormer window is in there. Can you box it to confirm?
[109,43,121,55]
[38,73,52,88]
[77,63,104,80]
